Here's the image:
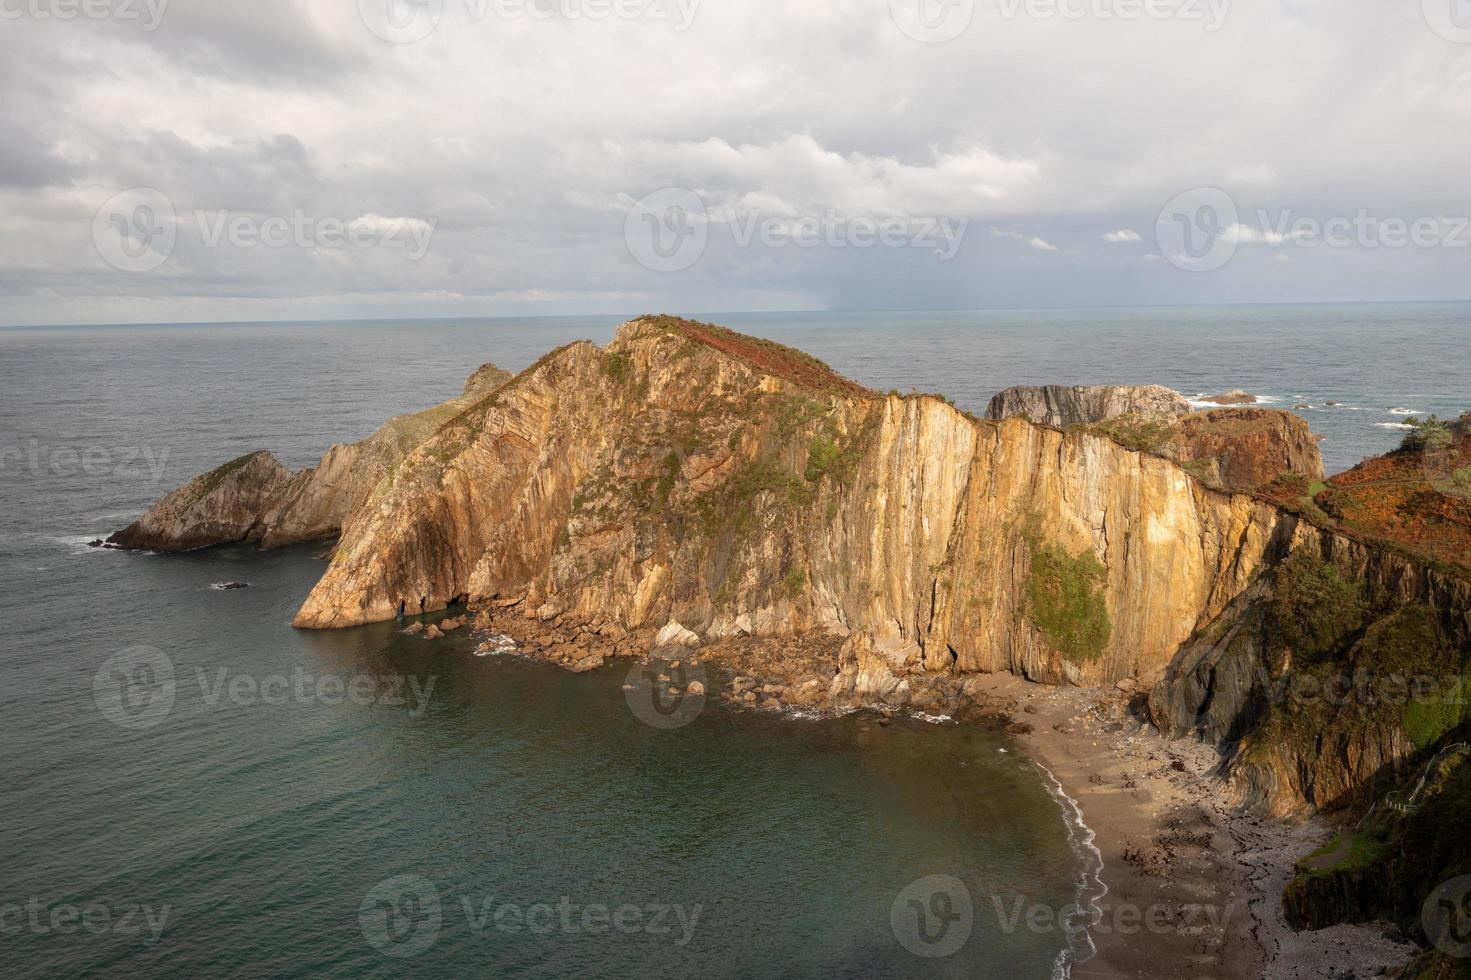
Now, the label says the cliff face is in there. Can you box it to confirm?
[273,318,1291,692]
[985,383,1191,427]
[108,363,512,552]
[1174,408,1325,490]
[1149,520,1471,817]
[118,317,1471,812]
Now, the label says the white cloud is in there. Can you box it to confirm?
[2,1,1470,322]
[1226,163,1282,187]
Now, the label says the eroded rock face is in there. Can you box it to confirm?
[1148,521,1471,817]
[985,383,1192,427]
[108,362,512,552]
[108,450,291,551]
[285,317,1284,691]
[122,315,1471,823]
[1174,407,1325,491]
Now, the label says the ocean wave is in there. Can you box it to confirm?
[1376,422,1414,430]
[1387,407,1421,415]
[50,534,115,556]
[1034,760,1106,980]
[908,710,953,724]
[473,634,519,657]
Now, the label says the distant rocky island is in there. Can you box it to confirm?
[111,316,1471,978]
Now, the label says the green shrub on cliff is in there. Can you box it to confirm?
[1269,549,1367,665]
[804,436,839,482]
[1024,528,1111,664]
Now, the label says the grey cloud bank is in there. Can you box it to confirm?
[1,1,1469,324]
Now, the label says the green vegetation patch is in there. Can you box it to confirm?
[1269,548,1367,665]
[1080,414,1176,455]
[602,352,633,385]
[805,435,840,482]
[1023,523,1111,664]
[194,452,262,500]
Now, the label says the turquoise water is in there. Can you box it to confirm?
[3,304,1467,977]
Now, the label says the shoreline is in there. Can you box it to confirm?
[973,673,1418,980]
[453,607,1419,978]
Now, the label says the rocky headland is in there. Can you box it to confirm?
[112,316,1471,978]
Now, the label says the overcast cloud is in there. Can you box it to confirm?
[1,0,1469,324]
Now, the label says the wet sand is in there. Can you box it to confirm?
[977,674,1418,979]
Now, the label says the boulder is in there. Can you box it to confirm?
[655,621,702,648]
[985,384,1191,428]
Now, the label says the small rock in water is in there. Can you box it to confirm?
[404,622,426,636]
[211,582,249,590]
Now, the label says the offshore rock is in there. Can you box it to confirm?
[985,383,1192,428]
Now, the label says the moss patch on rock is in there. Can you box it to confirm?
[1023,524,1111,664]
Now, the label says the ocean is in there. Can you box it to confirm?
[2,303,1466,978]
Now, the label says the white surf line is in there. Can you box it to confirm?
[1034,759,1107,980]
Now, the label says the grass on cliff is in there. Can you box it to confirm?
[192,451,264,501]
[1078,414,1175,455]
[1269,548,1367,665]
[636,315,875,398]
[1023,522,1111,664]
[1296,831,1392,879]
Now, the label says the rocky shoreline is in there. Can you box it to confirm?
[401,604,1422,979]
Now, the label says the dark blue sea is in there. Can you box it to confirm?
[2,303,1466,978]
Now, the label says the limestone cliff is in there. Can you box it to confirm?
[107,362,511,552]
[985,383,1191,427]
[277,317,1286,693]
[118,317,1471,804]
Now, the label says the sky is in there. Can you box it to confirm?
[2,0,1470,325]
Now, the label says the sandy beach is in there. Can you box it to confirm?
[975,674,1419,979]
